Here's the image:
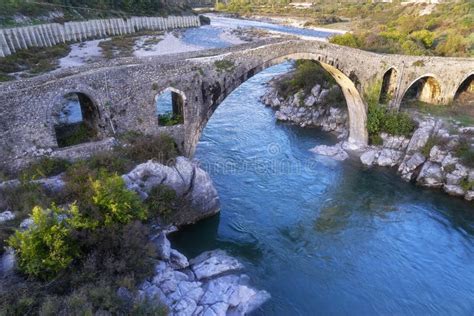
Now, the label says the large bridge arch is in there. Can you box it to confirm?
[188,52,369,155]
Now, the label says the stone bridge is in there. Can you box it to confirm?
[0,39,473,169]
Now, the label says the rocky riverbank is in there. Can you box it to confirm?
[261,71,474,202]
[359,116,474,201]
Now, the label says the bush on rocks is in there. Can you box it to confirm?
[8,171,148,280]
[367,101,416,144]
[145,184,179,222]
[277,60,337,99]
[455,138,474,168]
[0,133,184,314]
[8,205,79,280]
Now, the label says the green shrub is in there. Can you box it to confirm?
[8,205,79,280]
[369,134,383,146]
[90,173,147,226]
[329,33,360,48]
[364,80,382,108]
[9,172,149,280]
[66,171,147,229]
[367,102,386,137]
[383,111,416,137]
[367,102,416,143]
[145,185,179,221]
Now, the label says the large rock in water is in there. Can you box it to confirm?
[123,157,220,225]
[309,143,348,161]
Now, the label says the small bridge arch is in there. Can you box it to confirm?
[154,86,187,126]
[400,74,443,105]
[453,73,474,104]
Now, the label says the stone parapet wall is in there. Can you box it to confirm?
[0,15,201,58]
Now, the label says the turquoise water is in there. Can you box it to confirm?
[170,63,474,315]
[181,14,335,49]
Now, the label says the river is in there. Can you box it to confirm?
[165,17,474,315]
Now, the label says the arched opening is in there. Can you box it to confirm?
[155,88,185,126]
[187,54,368,156]
[401,76,441,105]
[379,68,398,105]
[454,74,474,106]
[54,92,100,148]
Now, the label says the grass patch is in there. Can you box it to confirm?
[420,135,447,157]
[404,101,474,127]
[99,31,163,59]
[454,138,474,168]
[158,113,183,126]
[0,44,71,81]
[20,157,71,180]
[214,59,235,73]
[99,36,136,59]
[55,122,98,148]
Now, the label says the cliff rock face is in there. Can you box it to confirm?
[123,157,221,225]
